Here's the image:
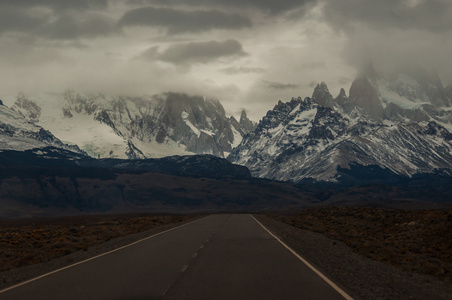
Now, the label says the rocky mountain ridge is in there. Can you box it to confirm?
[228,68,452,183]
[2,92,256,159]
[0,102,82,154]
[56,92,255,159]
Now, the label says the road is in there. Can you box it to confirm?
[0,214,352,299]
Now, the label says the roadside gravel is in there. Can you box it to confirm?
[256,214,452,300]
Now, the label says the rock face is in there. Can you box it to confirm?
[345,66,452,126]
[61,92,252,159]
[11,94,42,124]
[228,81,452,183]
[0,103,82,153]
[312,82,335,109]
[348,74,385,121]
[239,110,257,133]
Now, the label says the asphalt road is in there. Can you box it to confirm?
[0,214,352,300]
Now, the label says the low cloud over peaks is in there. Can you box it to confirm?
[221,66,266,75]
[262,80,300,90]
[323,0,452,33]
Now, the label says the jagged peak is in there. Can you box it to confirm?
[273,100,285,110]
[312,82,334,108]
[273,97,311,111]
[337,88,347,98]
[238,109,256,133]
[239,109,248,121]
[229,115,238,123]
[315,81,329,91]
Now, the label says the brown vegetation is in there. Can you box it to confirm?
[0,214,196,273]
[268,207,452,284]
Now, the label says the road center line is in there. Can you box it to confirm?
[0,216,209,294]
[250,214,354,300]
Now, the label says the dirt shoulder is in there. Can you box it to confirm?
[256,209,452,300]
[0,214,201,290]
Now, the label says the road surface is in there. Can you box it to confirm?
[0,214,352,299]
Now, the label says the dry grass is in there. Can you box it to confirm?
[268,207,452,284]
[0,214,196,273]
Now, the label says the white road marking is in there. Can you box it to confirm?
[192,252,198,258]
[180,265,188,272]
[161,285,171,296]
[0,216,209,294]
[250,214,354,300]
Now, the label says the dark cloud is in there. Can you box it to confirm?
[40,13,117,40]
[129,0,316,15]
[323,0,452,33]
[118,6,251,34]
[0,0,108,11]
[262,80,300,90]
[221,66,266,75]
[0,7,45,34]
[140,39,247,64]
[0,3,115,40]
[139,46,160,60]
[320,0,452,83]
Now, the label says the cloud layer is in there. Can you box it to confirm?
[0,0,451,121]
[119,7,251,34]
[140,40,246,64]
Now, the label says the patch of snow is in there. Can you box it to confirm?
[131,137,191,158]
[206,116,213,129]
[180,111,189,119]
[289,104,300,116]
[181,111,201,137]
[296,107,317,121]
[382,119,396,126]
[231,126,243,148]
[378,84,428,109]
[200,129,214,136]
[268,124,284,136]
[0,136,47,151]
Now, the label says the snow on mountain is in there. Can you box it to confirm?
[228,91,452,182]
[6,91,254,159]
[333,65,452,131]
[0,101,82,153]
[10,93,41,124]
[1,92,256,159]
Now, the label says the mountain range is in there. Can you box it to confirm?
[4,92,256,159]
[2,65,452,187]
[229,66,452,183]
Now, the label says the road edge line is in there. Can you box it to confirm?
[0,215,209,294]
[250,214,354,300]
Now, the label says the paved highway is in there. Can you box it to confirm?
[0,214,352,299]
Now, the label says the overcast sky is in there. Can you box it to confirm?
[1,0,451,120]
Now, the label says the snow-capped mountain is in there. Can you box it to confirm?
[4,92,255,159]
[0,101,82,153]
[228,71,452,183]
[331,65,452,128]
